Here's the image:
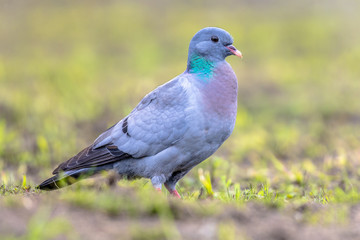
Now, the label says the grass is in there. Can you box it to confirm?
[1,0,360,239]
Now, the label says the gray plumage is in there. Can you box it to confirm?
[38,27,242,197]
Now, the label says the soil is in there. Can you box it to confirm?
[1,194,360,240]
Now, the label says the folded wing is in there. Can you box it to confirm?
[52,77,190,174]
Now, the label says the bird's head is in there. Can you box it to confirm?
[188,27,242,64]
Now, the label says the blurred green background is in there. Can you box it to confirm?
[1,0,360,239]
[0,0,360,201]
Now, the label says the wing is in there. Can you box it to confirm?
[101,76,190,157]
[53,76,190,174]
[52,144,131,174]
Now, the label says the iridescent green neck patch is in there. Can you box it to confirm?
[188,55,215,81]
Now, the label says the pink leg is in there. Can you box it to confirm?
[169,189,181,199]
[165,184,181,199]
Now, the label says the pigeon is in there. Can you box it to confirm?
[37,27,242,198]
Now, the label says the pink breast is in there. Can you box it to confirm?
[201,62,238,118]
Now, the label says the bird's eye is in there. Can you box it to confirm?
[211,36,219,43]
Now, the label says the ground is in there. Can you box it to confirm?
[1,0,360,239]
[2,186,360,240]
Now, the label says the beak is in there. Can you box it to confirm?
[226,45,242,58]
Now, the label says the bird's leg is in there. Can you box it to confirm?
[164,183,181,198]
[164,170,190,199]
[151,175,166,192]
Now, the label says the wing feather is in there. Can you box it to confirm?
[52,144,131,174]
[52,76,191,175]
[110,77,190,158]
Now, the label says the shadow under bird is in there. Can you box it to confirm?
[38,27,242,198]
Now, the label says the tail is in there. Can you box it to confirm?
[37,167,110,191]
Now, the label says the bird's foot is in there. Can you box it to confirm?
[164,182,181,198]
[169,189,181,199]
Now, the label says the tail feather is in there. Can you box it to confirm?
[37,166,110,191]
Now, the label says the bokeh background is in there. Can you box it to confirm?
[1,0,360,239]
